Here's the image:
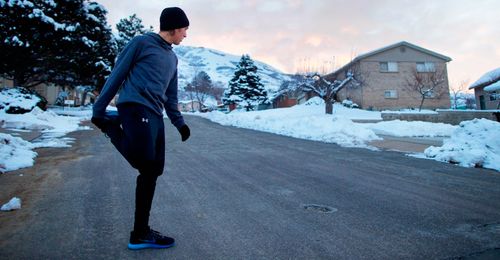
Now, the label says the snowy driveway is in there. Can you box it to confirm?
[1,115,499,259]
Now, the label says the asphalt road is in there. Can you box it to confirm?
[1,115,499,259]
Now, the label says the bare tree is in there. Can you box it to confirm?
[210,82,225,103]
[184,83,198,112]
[406,68,448,111]
[450,80,469,109]
[185,71,213,112]
[299,70,358,114]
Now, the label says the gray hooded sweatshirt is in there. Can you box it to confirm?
[92,32,185,128]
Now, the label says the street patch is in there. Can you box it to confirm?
[302,204,337,213]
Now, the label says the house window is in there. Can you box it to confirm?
[384,90,398,99]
[416,62,436,72]
[490,91,498,101]
[380,62,398,72]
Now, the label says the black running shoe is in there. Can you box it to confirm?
[128,228,175,250]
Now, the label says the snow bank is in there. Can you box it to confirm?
[198,98,458,147]
[48,106,93,119]
[0,133,37,173]
[1,197,21,211]
[424,119,500,171]
[198,99,382,148]
[202,110,381,148]
[365,120,456,137]
[0,103,93,172]
[0,87,41,113]
[1,107,87,147]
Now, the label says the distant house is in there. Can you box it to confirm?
[271,88,315,108]
[0,76,94,106]
[178,100,201,112]
[269,75,316,108]
[326,41,452,110]
[468,67,500,110]
[1,77,62,105]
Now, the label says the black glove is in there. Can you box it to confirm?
[178,124,190,142]
[91,116,107,130]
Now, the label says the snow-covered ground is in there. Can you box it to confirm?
[1,107,91,148]
[0,133,36,172]
[0,89,92,172]
[1,197,21,211]
[194,97,499,172]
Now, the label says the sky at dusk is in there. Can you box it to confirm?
[98,0,500,90]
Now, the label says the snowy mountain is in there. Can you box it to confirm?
[173,45,291,93]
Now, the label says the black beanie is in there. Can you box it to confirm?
[160,7,189,31]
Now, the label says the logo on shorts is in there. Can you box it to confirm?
[141,117,149,123]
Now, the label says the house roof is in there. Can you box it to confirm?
[469,67,500,90]
[353,41,452,63]
[484,81,500,92]
[326,41,452,77]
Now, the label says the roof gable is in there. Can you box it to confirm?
[326,41,451,78]
[354,41,452,62]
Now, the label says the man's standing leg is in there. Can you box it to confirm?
[133,126,165,236]
[133,173,159,234]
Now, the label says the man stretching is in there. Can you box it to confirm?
[91,7,191,250]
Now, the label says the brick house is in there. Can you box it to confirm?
[270,74,316,108]
[468,67,500,110]
[271,88,315,108]
[326,41,452,110]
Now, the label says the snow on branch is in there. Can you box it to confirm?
[297,69,358,114]
[28,8,78,31]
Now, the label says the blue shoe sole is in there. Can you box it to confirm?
[127,242,175,250]
[104,110,119,118]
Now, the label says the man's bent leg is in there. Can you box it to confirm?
[116,104,158,169]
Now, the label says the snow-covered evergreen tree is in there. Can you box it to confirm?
[75,1,115,89]
[115,14,152,53]
[0,0,60,87]
[0,0,115,90]
[223,54,268,111]
[47,1,115,89]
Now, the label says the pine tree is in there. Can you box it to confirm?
[223,55,267,111]
[115,14,152,53]
[74,1,115,89]
[41,1,116,90]
[0,0,115,90]
[0,0,60,87]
